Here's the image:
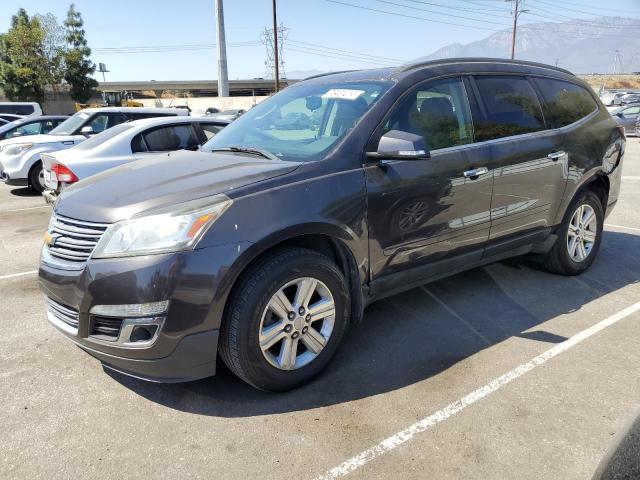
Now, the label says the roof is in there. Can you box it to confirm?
[396,57,575,76]
[301,58,577,86]
[79,106,189,115]
[125,116,231,128]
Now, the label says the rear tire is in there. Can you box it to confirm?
[29,161,45,193]
[543,190,603,275]
[219,247,350,392]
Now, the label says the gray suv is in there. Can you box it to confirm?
[39,58,625,391]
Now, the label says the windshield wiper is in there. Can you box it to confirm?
[209,146,279,161]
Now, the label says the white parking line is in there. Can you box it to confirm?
[3,205,49,213]
[0,270,38,281]
[314,300,640,480]
[622,176,640,180]
[605,223,640,232]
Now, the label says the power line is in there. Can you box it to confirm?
[325,0,503,30]
[373,0,512,26]
[287,39,405,63]
[532,0,640,16]
[403,0,512,17]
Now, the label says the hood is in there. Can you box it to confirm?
[0,133,80,148]
[55,149,300,223]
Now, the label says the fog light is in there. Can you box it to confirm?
[90,301,169,317]
[130,325,158,342]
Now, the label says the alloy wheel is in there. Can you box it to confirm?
[566,204,598,262]
[258,277,336,371]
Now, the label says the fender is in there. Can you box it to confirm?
[208,221,366,328]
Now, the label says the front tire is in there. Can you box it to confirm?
[219,248,350,392]
[29,161,46,193]
[543,190,603,275]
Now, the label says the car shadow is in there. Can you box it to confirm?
[9,186,39,197]
[107,230,640,417]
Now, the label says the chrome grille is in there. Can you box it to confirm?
[47,214,110,264]
[45,297,80,335]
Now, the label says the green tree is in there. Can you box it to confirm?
[63,4,97,103]
[35,13,66,94]
[0,9,49,103]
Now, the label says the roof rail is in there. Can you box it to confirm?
[396,57,574,76]
[303,70,361,81]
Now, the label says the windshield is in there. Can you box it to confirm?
[72,123,133,151]
[202,81,390,162]
[49,111,90,135]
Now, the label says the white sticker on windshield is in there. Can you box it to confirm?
[322,89,365,100]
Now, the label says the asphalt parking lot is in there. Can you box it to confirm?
[1,139,640,480]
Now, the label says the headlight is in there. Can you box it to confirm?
[92,195,233,258]
[2,143,34,156]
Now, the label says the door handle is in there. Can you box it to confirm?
[463,167,489,178]
[547,151,566,161]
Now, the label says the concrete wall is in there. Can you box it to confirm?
[42,99,77,115]
[136,96,270,115]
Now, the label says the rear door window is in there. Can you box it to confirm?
[133,124,200,152]
[532,78,598,128]
[473,75,544,141]
[620,106,640,118]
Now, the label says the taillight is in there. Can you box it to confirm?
[51,163,78,183]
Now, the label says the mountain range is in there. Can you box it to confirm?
[415,16,640,74]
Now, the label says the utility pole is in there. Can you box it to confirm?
[215,0,229,97]
[272,0,280,92]
[509,0,528,60]
[510,0,519,60]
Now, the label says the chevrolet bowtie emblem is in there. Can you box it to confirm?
[44,232,58,247]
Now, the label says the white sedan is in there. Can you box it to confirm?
[42,116,229,203]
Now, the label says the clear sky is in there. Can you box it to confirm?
[2,0,640,81]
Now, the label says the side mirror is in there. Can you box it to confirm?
[80,126,94,135]
[366,130,430,161]
[11,131,24,137]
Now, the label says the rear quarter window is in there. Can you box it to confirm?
[472,75,545,141]
[532,78,598,129]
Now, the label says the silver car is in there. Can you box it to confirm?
[42,116,228,203]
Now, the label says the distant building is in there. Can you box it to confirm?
[93,79,294,100]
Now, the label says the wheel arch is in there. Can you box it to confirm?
[216,224,366,332]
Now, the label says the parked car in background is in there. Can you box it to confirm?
[611,104,639,135]
[0,114,26,123]
[619,93,640,105]
[274,112,313,130]
[612,91,631,106]
[600,90,618,106]
[0,116,68,141]
[207,109,245,122]
[39,59,624,392]
[0,107,188,192]
[205,107,220,115]
[41,116,229,203]
[0,101,42,117]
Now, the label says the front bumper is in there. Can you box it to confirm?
[0,167,28,186]
[39,242,244,382]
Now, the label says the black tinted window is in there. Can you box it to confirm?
[473,76,544,141]
[533,78,598,128]
[0,104,35,115]
[142,124,200,151]
[128,112,176,120]
[384,77,473,150]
